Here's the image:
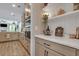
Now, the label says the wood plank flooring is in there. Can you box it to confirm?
[0,41,29,56]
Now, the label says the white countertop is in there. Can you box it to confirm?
[35,34,79,49]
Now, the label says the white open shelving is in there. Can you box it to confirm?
[48,10,79,20]
[43,3,79,20]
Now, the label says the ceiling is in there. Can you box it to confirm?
[0,3,24,22]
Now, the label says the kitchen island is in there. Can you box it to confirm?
[0,32,29,56]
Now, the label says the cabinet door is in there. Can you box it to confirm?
[35,43,62,56]
[35,43,45,56]
[36,38,76,56]
[46,48,62,56]
[76,49,79,56]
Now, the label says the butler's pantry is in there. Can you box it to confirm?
[32,3,79,56]
[1,3,79,56]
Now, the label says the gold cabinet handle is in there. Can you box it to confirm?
[44,50,46,56]
[5,34,10,39]
[44,43,50,46]
[44,50,48,56]
[46,51,48,56]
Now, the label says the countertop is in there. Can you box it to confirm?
[35,34,79,49]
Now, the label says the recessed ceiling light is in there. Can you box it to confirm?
[11,12,15,16]
[12,4,16,7]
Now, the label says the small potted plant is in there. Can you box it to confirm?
[42,13,48,28]
[42,13,51,35]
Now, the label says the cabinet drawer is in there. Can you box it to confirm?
[36,38,76,56]
[7,32,19,40]
[46,45,62,56]
[0,32,19,42]
[35,43,62,56]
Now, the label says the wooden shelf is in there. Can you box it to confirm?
[48,10,79,20]
[25,19,30,22]
[25,25,31,28]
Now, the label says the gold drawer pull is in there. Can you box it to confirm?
[44,43,50,46]
[5,34,10,38]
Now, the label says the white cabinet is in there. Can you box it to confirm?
[45,47,62,56]
[35,38,76,56]
[35,42,62,56]
[35,39,63,56]
[35,43,45,56]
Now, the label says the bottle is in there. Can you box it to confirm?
[46,26,51,35]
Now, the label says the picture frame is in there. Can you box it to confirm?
[73,3,79,10]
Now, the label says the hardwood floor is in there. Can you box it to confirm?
[0,40,29,56]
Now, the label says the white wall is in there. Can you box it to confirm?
[43,3,79,36]
[48,12,79,36]
[44,3,73,18]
